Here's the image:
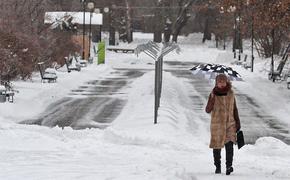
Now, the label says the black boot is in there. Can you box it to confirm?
[213,149,221,174]
[225,141,234,175]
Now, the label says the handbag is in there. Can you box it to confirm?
[237,130,245,149]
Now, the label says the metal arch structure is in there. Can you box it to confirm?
[135,41,180,124]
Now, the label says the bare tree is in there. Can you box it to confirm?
[0,0,80,80]
[124,0,133,43]
[216,0,290,57]
[153,0,163,43]
[171,0,196,42]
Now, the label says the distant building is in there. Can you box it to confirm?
[45,12,102,25]
[44,12,103,59]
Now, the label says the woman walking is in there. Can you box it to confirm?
[205,74,241,175]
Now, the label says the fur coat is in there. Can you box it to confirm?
[205,87,240,149]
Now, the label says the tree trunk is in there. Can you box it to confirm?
[277,43,290,74]
[125,0,132,43]
[109,6,116,45]
[171,0,194,43]
[203,18,211,43]
[163,18,172,43]
[154,0,163,43]
[255,28,283,58]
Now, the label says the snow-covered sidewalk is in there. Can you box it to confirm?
[1,67,290,180]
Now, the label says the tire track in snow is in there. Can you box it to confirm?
[21,69,146,129]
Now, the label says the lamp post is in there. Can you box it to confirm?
[237,15,241,61]
[237,0,243,61]
[94,8,101,42]
[103,7,110,42]
[219,7,226,50]
[93,7,108,43]
[109,5,116,45]
[94,7,107,42]
[80,0,86,60]
[87,2,94,60]
[229,6,237,58]
[234,14,237,59]
[246,0,254,72]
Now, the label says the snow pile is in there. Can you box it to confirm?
[106,71,207,151]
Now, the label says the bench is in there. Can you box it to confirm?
[268,71,282,82]
[74,56,88,67]
[0,86,6,103]
[5,91,14,102]
[38,62,57,83]
[286,74,290,89]
[65,57,81,73]
[107,47,135,53]
[243,63,251,70]
[241,55,252,70]
[0,81,16,103]
[232,58,242,65]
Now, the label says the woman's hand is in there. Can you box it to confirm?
[205,92,215,113]
[210,91,215,99]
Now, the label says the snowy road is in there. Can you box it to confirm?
[21,69,146,129]
[164,61,290,145]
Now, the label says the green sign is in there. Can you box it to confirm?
[98,41,105,64]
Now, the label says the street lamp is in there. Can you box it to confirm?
[80,0,86,59]
[219,7,226,50]
[104,7,109,13]
[94,8,101,42]
[229,6,237,58]
[232,0,242,61]
[100,7,111,44]
[247,0,254,72]
[237,0,244,61]
[237,15,242,61]
[94,7,109,43]
[87,2,94,60]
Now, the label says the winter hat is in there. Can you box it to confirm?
[214,74,232,94]
[215,74,229,83]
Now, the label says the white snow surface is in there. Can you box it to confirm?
[0,33,290,180]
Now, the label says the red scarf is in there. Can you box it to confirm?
[213,83,231,95]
